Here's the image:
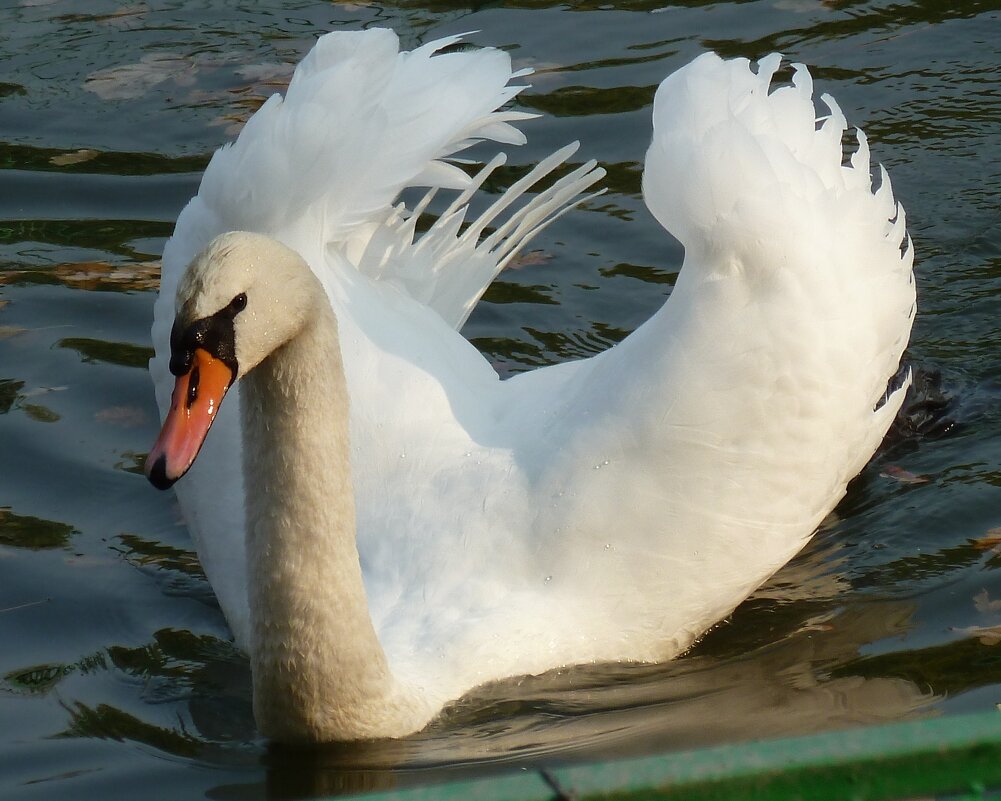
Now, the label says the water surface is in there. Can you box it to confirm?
[1,1,1000,799]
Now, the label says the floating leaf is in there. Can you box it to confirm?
[208,111,259,137]
[95,405,147,428]
[974,589,1001,615]
[880,465,930,485]
[50,149,100,167]
[234,62,295,85]
[198,61,296,134]
[507,249,553,271]
[973,528,1001,553]
[953,624,1001,647]
[84,53,196,101]
[0,326,25,339]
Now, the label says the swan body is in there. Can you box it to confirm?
[148,30,915,741]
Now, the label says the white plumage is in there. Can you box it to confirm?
[149,30,915,740]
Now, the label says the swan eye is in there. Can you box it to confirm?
[229,293,248,314]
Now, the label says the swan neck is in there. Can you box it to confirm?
[240,297,417,740]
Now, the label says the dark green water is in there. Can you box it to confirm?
[1,1,999,799]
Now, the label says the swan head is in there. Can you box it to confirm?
[146,231,320,490]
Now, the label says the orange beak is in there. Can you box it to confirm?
[146,348,234,490]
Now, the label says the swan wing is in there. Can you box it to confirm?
[150,29,604,647]
[336,54,914,692]
[482,52,916,667]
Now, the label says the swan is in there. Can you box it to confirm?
[145,29,915,742]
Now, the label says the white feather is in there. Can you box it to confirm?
[150,35,915,736]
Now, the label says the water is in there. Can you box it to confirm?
[1,1,999,798]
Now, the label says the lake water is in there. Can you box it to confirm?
[1,1,999,799]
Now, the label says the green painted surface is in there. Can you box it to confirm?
[332,712,1001,801]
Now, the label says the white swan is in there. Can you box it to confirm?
[146,29,915,742]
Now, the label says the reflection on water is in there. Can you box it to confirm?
[57,337,153,369]
[1,513,954,799]
[0,508,76,550]
[1,0,999,799]
[20,594,939,799]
